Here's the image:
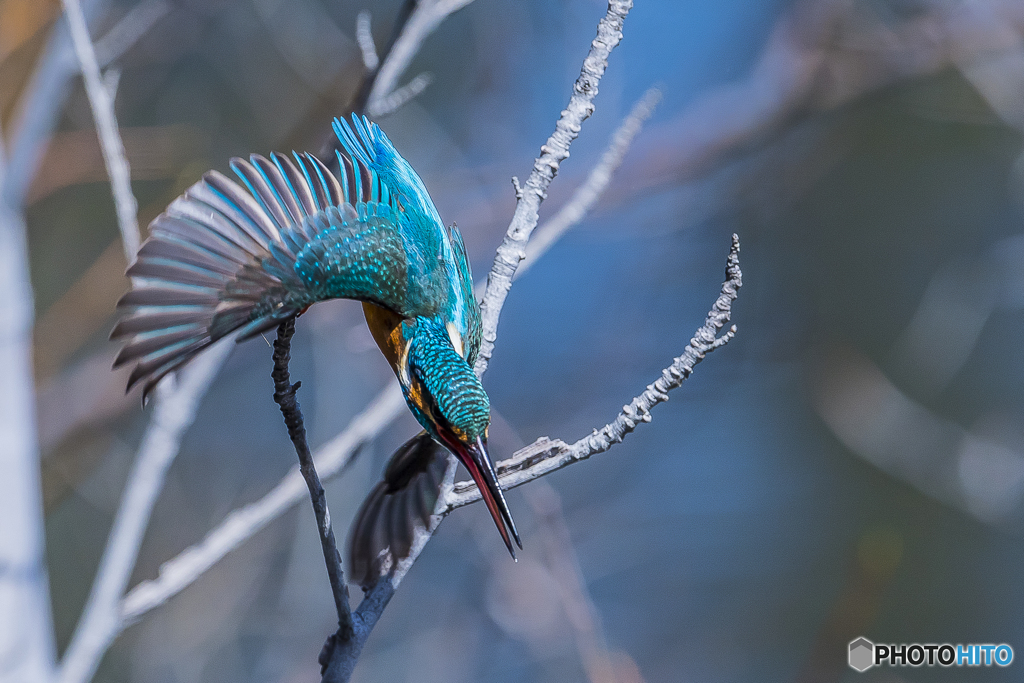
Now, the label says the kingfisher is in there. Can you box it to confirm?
[111,114,521,585]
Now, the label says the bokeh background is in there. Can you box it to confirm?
[4,0,1024,680]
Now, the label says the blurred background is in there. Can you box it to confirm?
[4,0,1024,680]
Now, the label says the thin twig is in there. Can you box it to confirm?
[348,0,417,116]
[448,234,741,509]
[370,72,433,118]
[475,0,634,377]
[364,0,475,117]
[271,319,354,640]
[61,0,140,261]
[0,133,57,683]
[92,0,169,68]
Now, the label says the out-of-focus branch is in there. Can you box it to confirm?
[370,72,434,119]
[271,319,354,639]
[474,0,633,377]
[363,0,473,117]
[61,0,140,259]
[2,0,100,209]
[527,482,637,683]
[0,3,165,677]
[91,0,168,69]
[4,0,166,210]
[54,3,231,682]
[449,234,741,509]
[0,127,57,683]
[519,87,661,275]
[348,0,416,116]
[119,383,406,623]
[355,11,379,70]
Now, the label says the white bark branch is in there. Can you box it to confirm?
[371,72,433,118]
[61,0,140,260]
[0,135,56,683]
[447,234,741,510]
[475,0,633,377]
[356,11,379,70]
[519,86,661,275]
[119,383,406,623]
[366,0,476,117]
[55,4,232,682]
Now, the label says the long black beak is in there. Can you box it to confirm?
[457,436,522,558]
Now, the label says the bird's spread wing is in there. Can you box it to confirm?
[347,431,449,589]
[113,118,445,397]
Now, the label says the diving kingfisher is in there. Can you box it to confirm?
[111,114,521,585]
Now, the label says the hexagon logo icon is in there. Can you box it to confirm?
[849,637,874,672]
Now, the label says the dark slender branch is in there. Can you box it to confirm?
[272,318,354,640]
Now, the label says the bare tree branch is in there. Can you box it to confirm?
[355,11,379,71]
[321,3,637,679]
[120,383,406,623]
[475,0,633,376]
[0,132,57,683]
[347,0,417,116]
[371,72,433,118]
[61,0,140,260]
[2,0,101,209]
[449,235,741,509]
[54,4,230,682]
[365,0,476,117]
[519,86,662,275]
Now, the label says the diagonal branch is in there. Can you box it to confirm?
[363,0,475,118]
[449,234,741,509]
[61,0,140,260]
[56,339,234,683]
[475,0,633,377]
[271,319,354,639]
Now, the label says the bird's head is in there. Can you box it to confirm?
[396,317,520,555]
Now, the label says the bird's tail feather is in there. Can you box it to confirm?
[348,432,450,589]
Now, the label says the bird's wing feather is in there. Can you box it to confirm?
[113,147,432,398]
